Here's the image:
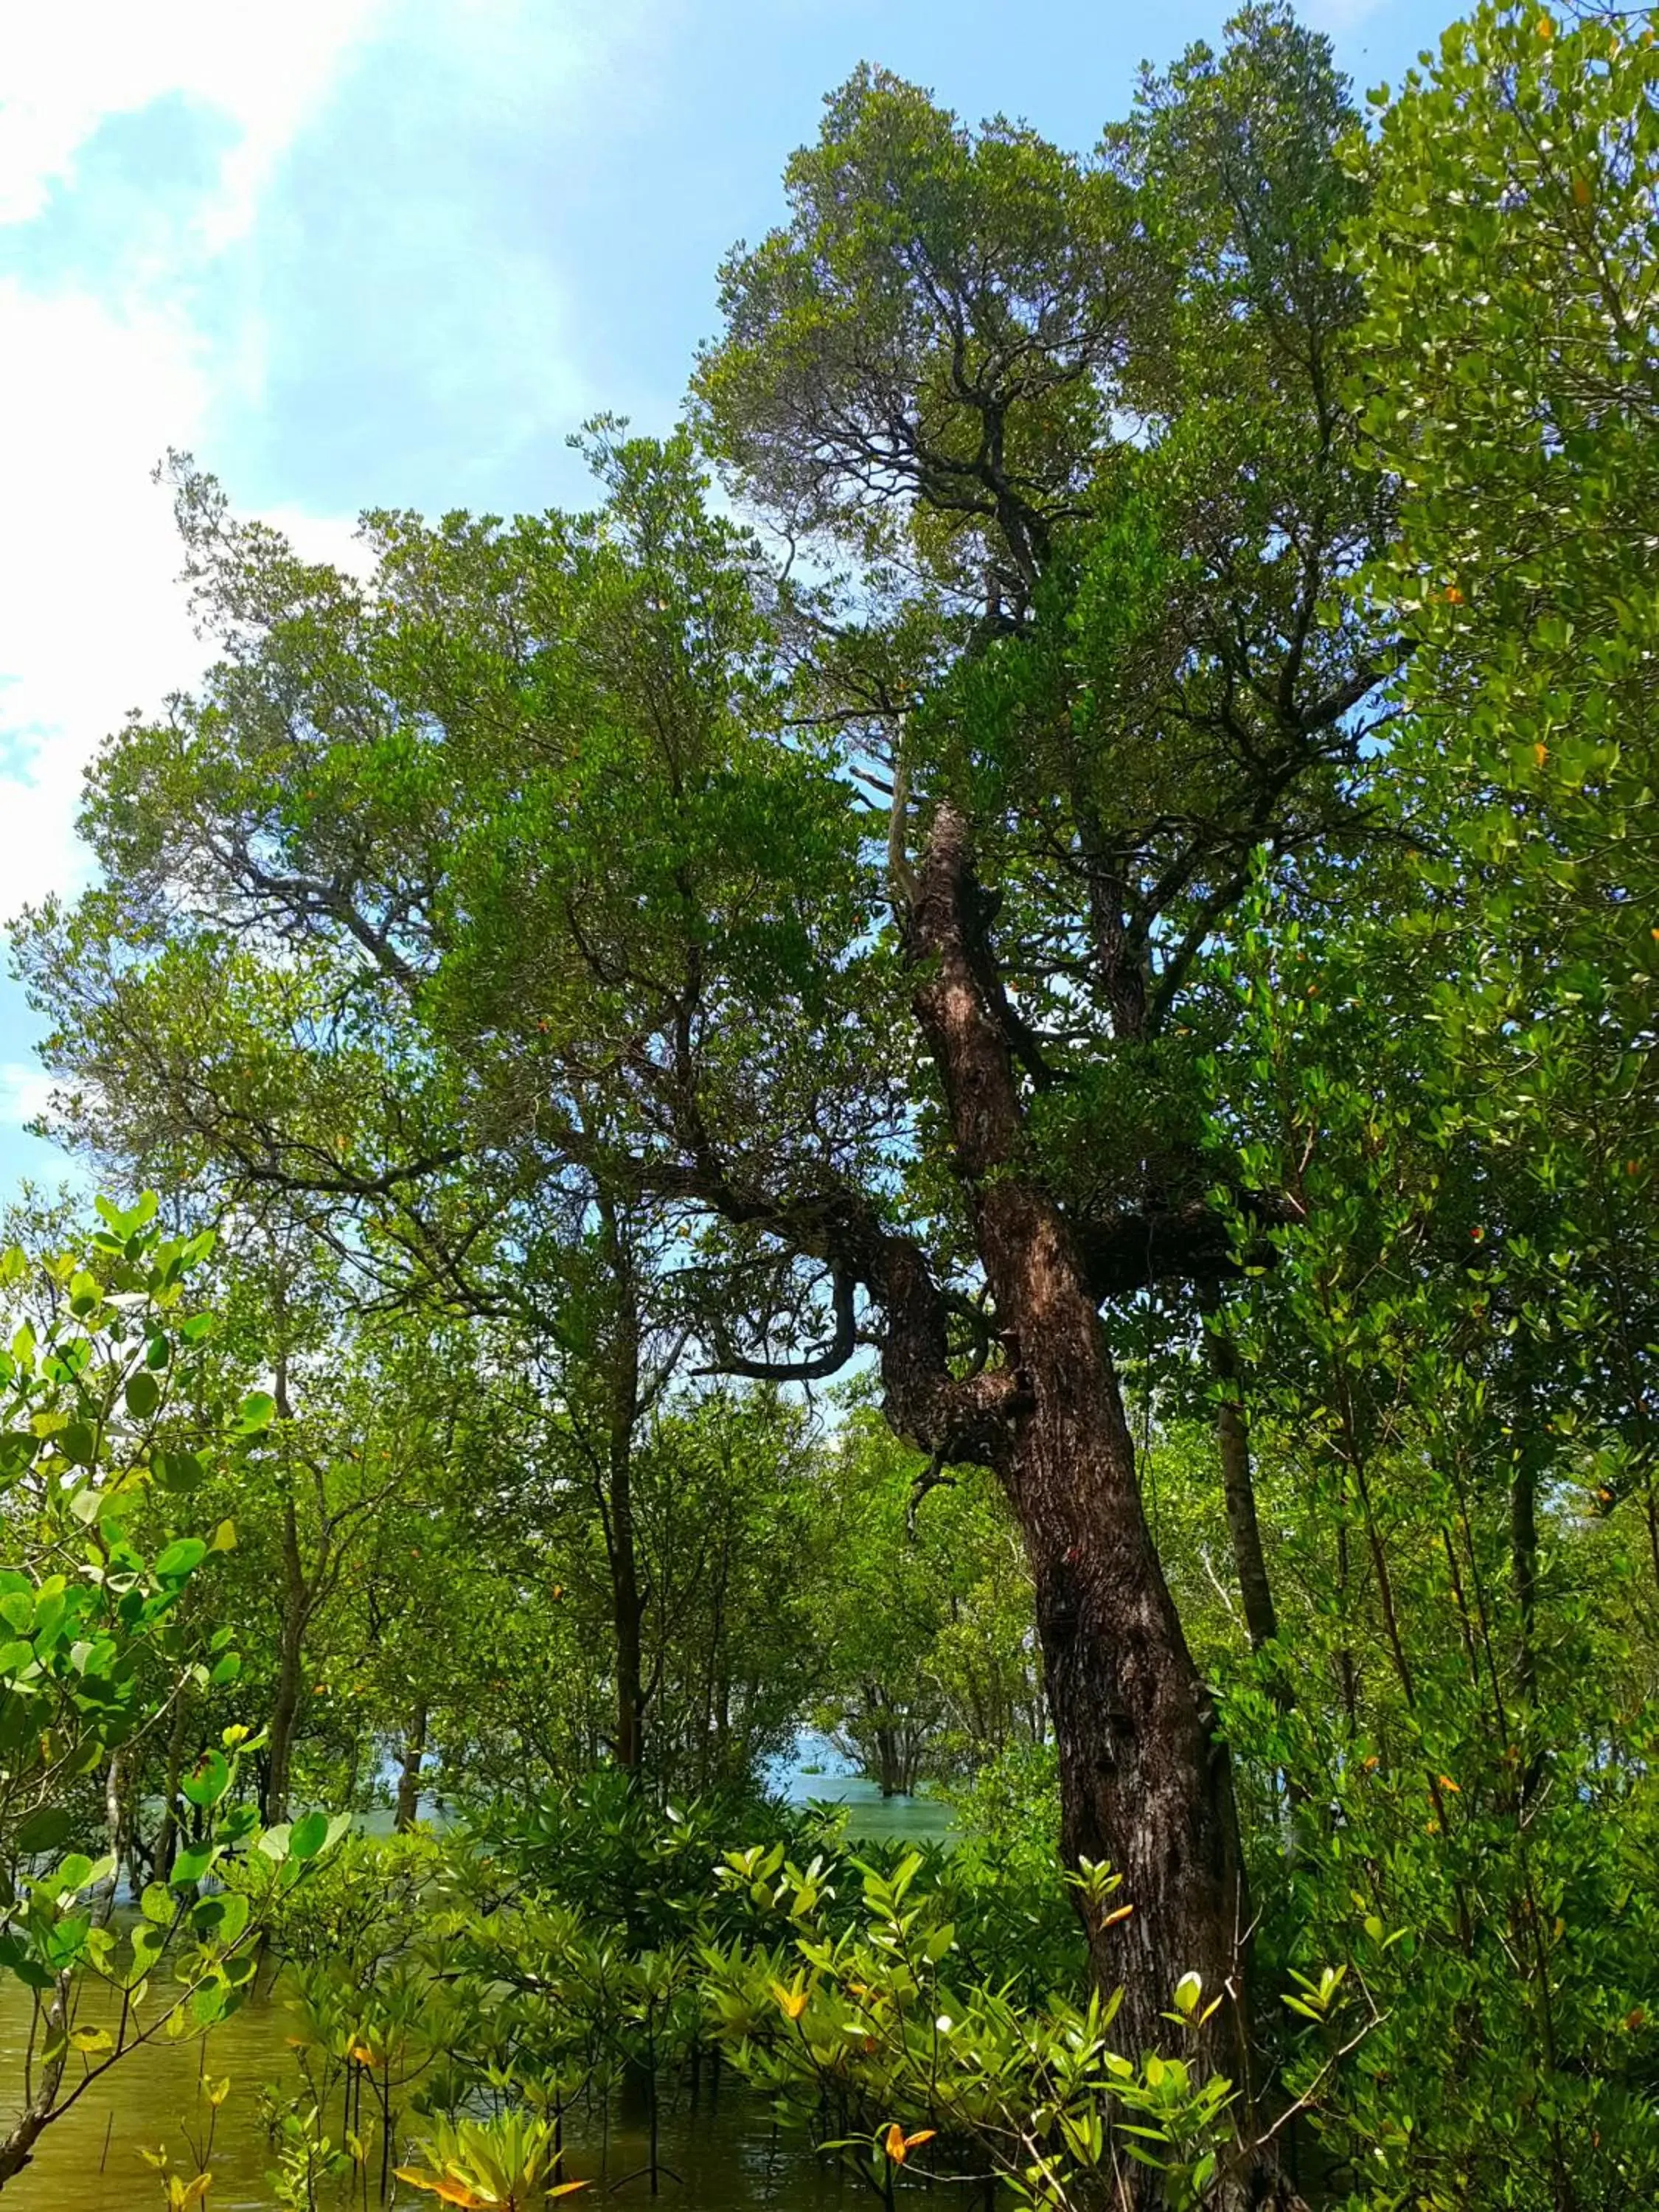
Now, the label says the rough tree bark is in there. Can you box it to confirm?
[905,805,1251,2079]
[884,804,1310,2208]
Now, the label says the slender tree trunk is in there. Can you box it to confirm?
[597,1195,647,1777]
[905,807,1263,2141]
[152,1689,191,1881]
[1199,1287,1282,1664]
[94,1749,129,1927]
[1512,1446,1540,1708]
[611,1500,646,1776]
[265,1492,307,1824]
[0,1974,72,2184]
[394,1703,428,1831]
[265,1350,312,1826]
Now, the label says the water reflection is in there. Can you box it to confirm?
[0,1770,952,2209]
[0,1977,860,2211]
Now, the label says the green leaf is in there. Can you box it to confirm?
[234,1391,276,1434]
[190,1889,250,1947]
[169,1842,215,1888]
[155,1539,207,1581]
[181,1750,231,1809]
[288,1811,330,1862]
[124,1371,161,1420]
[0,1433,38,1481]
[15,1806,72,1857]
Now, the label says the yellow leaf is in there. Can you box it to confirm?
[551,2186,591,2199]
[771,1980,809,2021]
[393,2173,488,2210]
[1533,742,1548,768]
[1101,1902,1135,1927]
[1537,11,1554,37]
[885,2123,908,2164]
[904,2129,937,2154]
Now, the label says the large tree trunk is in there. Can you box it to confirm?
[989,1192,1248,2069]
[861,1688,903,1798]
[905,804,1257,2104]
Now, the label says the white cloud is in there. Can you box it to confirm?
[0,0,387,233]
[0,4,389,925]
[0,1,660,933]
[0,1063,55,1132]
[0,284,209,914]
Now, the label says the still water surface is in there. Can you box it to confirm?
[0,1781,950,2210]
[0,1978,861,2211]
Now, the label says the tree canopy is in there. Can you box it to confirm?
[4,7,1659,2208]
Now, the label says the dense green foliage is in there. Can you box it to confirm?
[3,4,1659,2206]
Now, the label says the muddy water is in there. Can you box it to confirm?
[0,1975,861,2211]
[0,1785,952,2210]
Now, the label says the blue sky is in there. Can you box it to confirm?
[0,0,1453,1198]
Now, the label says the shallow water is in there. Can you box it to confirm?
[0,1776,953,2209]
[0,1975,869,2211]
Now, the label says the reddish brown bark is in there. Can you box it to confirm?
[904,804,1252,2090]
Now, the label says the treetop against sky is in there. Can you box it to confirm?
[1,0,1455,1190]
